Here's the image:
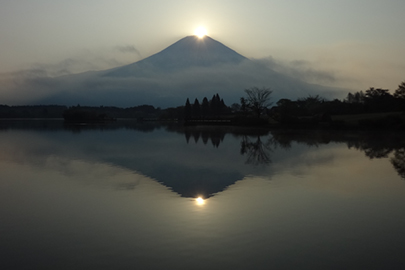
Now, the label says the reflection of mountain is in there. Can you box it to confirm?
[104,125,272,198]
[0,122,248,199]
[140,165,243,199]
[0,119,162,132]
[2,121,405,200]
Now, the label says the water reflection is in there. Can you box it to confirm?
[181,125,405,181]
[1,121,405,269]
[2,120,405,198]
[269,129,405,180]
[184,127,225,147]
[391,148,405,179]
[240,135,273,165]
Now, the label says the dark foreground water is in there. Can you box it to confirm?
[1,120,405,270]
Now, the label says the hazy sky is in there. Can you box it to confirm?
[1,0,405,92]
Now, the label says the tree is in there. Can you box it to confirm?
[274,98,300,123]
[184,98,191,119]
[364,87,393,112]
[354,91,365,103]
[345,91,365,104]
[297,95,326,115]
[394,81,405,99]
[394,81,405,111]
[192,98,201,119]
[243,87,273,118]
[240,97,247,113]
[210,94,221,116]
[201,97,209,118]
[230,103,241,112]
[365,87,391,99]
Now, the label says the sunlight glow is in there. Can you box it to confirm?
[194,27,207,38]
[196,197,205,205]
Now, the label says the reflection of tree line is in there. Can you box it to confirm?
[183,127,275,165]
[345,133,405,179]
[4,120,405,179]
[182,126,269,148]
[240,135,273,165]
[64,121,160,133]
[184,127,405,179]
[391,149,405,179]
[270,130,405,180]
[0,119,164,133]
[184,128,225,147]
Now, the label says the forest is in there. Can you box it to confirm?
[1,81,404,129]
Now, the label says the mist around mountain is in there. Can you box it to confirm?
[0,36,347,108]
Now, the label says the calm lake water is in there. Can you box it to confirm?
[1,120,405,270]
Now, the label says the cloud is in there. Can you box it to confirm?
[115,45,142,57]
[0,55,349,107]
[8,45,142,79]
[253,57,343,86]
[288,40,405,92]
[29,57,126,77]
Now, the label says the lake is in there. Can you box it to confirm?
[1,120,405,270]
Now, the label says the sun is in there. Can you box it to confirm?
[194,27,207,38]
[195,196,205,205]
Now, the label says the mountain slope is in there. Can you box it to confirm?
[103,35,247,77]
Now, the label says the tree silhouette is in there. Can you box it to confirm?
[210,93,221,116]
[183,93,229,120]
[394,81,405,99]
[240,97,247,113]
[230,103,241,112]
[297,95,326,115]
[201,97,209,118]
[192,98,201,119]
[183,128,225,147]
[365,87,391,99]
[240,135,273,165]
[394,81,405,111]
[364,87,394,112]
[347,139,394,159]
[345,91,366,104]
[184,98,191,119]
[391,148,405,179]
[243,87,273,118]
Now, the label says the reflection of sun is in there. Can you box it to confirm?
[196,196,205,205]
[194,27,207,38]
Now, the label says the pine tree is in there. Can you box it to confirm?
[192,98,201,119]
[184,98,191,119]
[210,94,221,116]
[201,97,209,119]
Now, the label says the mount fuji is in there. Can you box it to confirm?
[103,35,247,77]
[5,35,344,107]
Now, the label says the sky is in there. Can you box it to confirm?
[1,0,405,104]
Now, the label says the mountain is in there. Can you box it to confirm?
[103,36,247,77]
[2,35,345,107]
